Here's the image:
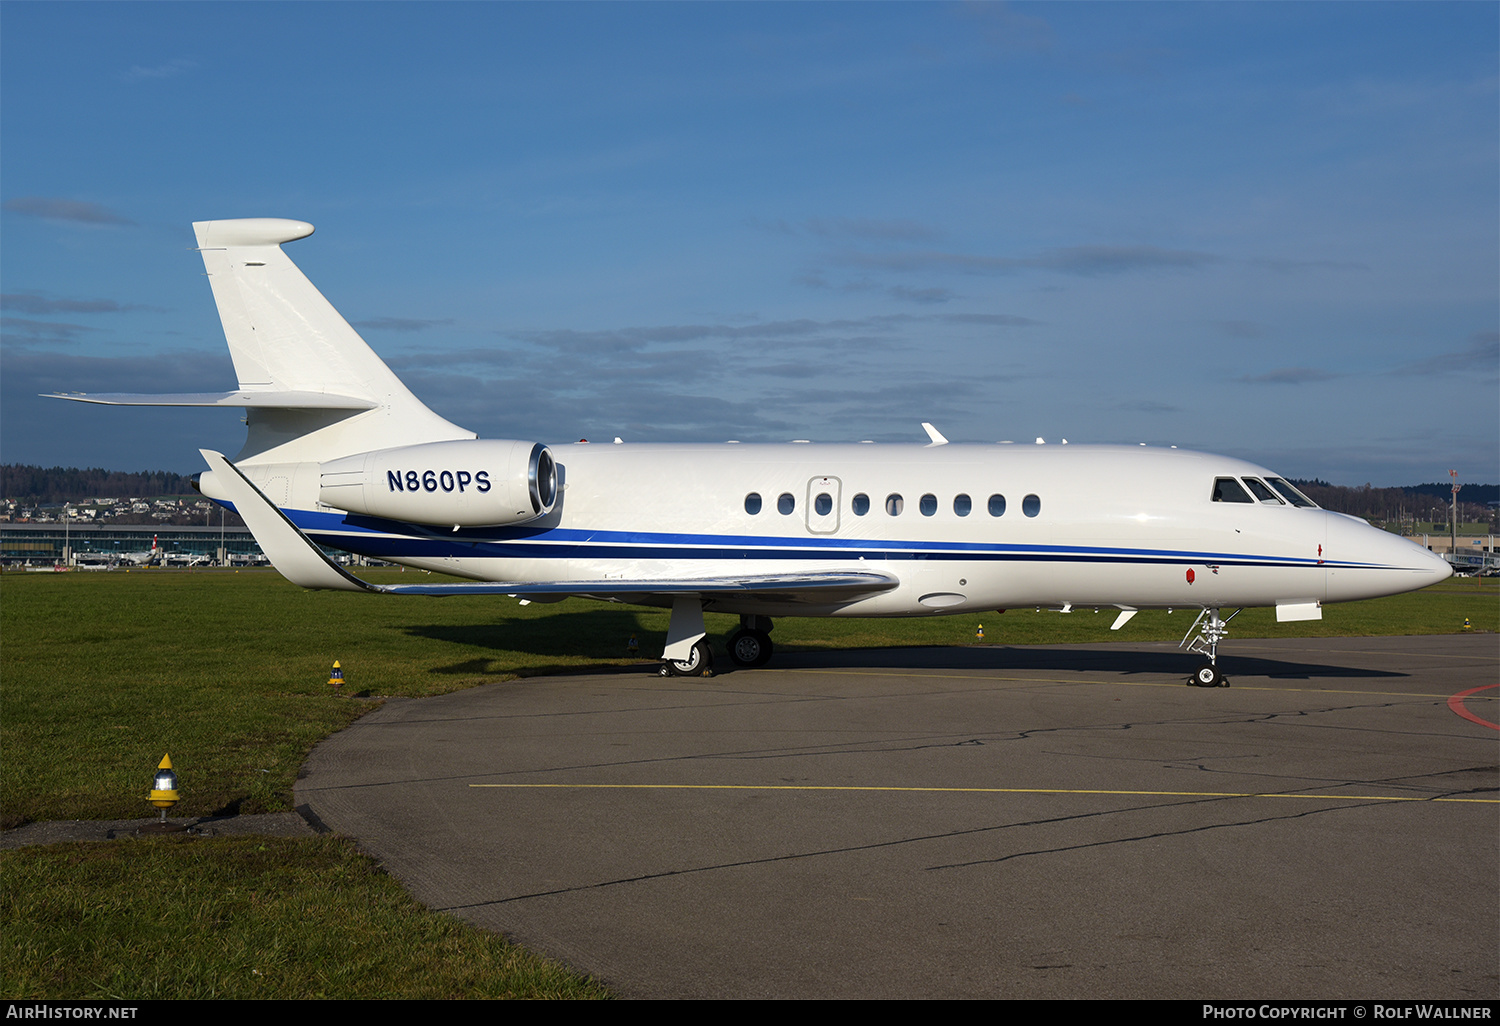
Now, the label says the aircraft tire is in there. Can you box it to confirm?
[1192,662,1223,688]
[666,640,713,677]
[728,630,774,668]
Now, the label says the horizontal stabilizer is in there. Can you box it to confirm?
[47,391,377,409]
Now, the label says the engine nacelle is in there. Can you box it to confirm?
[319,439,557,527]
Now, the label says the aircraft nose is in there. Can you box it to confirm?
[1422,544,1455,580]
[1324,512,1452,602]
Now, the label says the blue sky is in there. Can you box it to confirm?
[3,2,1495,486]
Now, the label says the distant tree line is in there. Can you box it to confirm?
[1290,480,1496,527]
[2,465,198,504]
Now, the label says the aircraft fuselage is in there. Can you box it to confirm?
[255,441,1449,618]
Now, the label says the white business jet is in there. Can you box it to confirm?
[49,219,1452,685]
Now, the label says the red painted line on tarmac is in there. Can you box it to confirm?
[1448,683,1499,730]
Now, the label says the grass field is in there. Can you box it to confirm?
[2,834,610,999]
[3,567,1494,826]
[2,567,1493,998]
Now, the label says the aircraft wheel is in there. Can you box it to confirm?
[1192,662,1223,688]
[666,640,713,677]
[728,630,774,668]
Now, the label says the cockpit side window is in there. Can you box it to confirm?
[1243,477,1285,504]
[1212,477,1254,503]
[1266,477,1318,508]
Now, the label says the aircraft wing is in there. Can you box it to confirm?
[200,449,899,602]
[369,572,899,602]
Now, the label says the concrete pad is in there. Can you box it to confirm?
[297,635,1499,999]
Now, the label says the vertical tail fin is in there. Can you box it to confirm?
[192,218,473,464]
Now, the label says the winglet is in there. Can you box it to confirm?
[921,422,948,446]
[199,449,374,593]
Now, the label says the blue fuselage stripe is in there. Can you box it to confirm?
[268,508,1375,571]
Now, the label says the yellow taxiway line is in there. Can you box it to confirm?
[470,782,1496,803]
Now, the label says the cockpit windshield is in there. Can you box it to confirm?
[1243,477,1285,504]
[1265,477,1318,508]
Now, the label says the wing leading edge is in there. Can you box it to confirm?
[199,449,899,602]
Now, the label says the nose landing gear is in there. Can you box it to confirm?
[1181,606,1239,688]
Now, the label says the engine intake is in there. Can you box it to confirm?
[319,439,556,527]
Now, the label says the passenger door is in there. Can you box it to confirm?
[805,476,841,534]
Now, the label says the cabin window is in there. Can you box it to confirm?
[953,494,972,517]
[814,492,833,516]
[1266,477,1318,508]
[852,493,870,516]
[1212,478,1253,503]
[744,492,762,515]
[1023,494,1041,518]
[988,494,1006,516]
[920,493,937,516]
[1243,477,1284,505]
[885,493,904,516]
[778,492,795,515]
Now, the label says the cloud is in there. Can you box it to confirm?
[745,216,798,236]
[1237,367,1338,385]
[751,216,942,243]
[500,316,915,356]
[436,312,1039,363]
[1394,332,1499,377]
[1,317,95,345]
[377,310,1035,444]
[2,292,149,315]
[2,345,234,396]
[1,347,239,469]
[803,217,942,242]
[937,313,1036,327]
[844,245,1220,276]
[349,316,454,333]
[3,197,134,225]
[956,1,1054,54]
[798,273,957,304]
[120,59,197,83]
[1118,400,1183,413]
[1249,256,1369,273]
[886,285,954,304]
[1215,320,1268,339]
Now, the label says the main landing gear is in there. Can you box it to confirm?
[658,595,715,677]
[660,639,713,677]
[1180,606,1240,688]
[656,606,775,676]
[727,615,775,668]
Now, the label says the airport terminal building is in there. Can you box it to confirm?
[1,522,265,566]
